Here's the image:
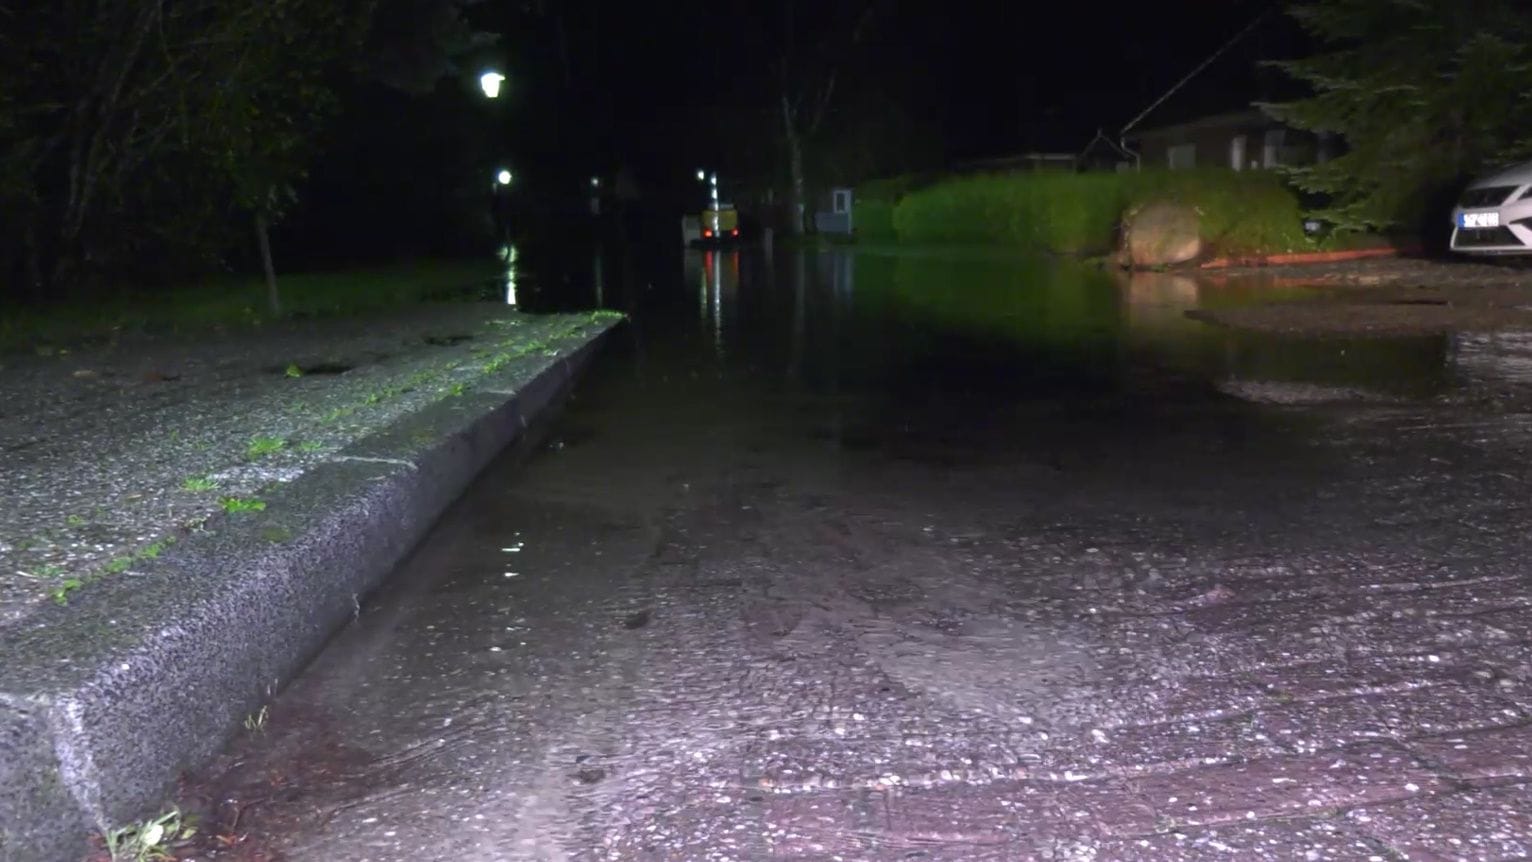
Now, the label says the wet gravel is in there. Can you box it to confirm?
[1194,257,1532,336]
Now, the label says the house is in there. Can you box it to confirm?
[1099,9,1330,172]
[1078,130,1136,173]
[1126,109,1336,172]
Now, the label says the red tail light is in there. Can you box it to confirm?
[703,229,713,238]
[731,228,739,236]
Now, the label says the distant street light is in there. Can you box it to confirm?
[591,176,601,188]
[496,169,513,186]
[480,71,506,99]
[696,169,721,235]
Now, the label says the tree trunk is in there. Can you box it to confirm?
[256,212,280,317]
[781,94,807,237]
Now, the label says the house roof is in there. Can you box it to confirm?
[1128,109,1274,141]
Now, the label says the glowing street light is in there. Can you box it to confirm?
[590,176,601,188]
[479,71,506,99]
[496,169,513,186]
[696,169,706,181]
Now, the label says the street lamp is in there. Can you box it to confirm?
[479,71,506,99]
[590,176,601,189]
[496,169,513,186]
[696,169,721,235]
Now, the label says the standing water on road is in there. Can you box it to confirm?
[179,247,1532,861]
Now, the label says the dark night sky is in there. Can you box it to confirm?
[285,0,1305,258]
[476,1,1297,180]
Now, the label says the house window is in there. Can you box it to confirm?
[832,189,851,214]
[1263,129,1285,168]
[1167,143,1195,170]
[1230,135,1247,171]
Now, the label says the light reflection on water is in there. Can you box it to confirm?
[502,243,1455,405]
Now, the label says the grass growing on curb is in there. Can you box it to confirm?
[48,534,181,604]
[37,311,624,607]
[887,169,1312,257]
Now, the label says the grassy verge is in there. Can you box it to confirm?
[1,258,502,354]
[883,169,1318,257]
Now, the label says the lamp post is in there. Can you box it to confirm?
[496,169,513,187]
[696,169,720,235]
[479,71,506,99]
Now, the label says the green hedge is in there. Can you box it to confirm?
[886,169,1310,257]
[854,172,939,242]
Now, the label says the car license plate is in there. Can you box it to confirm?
[1461,211,1501,228]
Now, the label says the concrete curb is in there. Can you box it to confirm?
[1199,246,1413,269]
[0,321,617,861]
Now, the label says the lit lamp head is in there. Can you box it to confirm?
[496,169,513,186]
[479,71,506,99]
[696,169,706,182]
[591,176,601,188]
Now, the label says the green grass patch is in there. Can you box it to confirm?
[1,258,502,355]
[220,497,266,514]
[245,436,287,459]
[181,475,218,492]
[887,169,1310,257]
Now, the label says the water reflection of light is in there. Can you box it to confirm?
[697,252,709,330]
[499,243,519,306]
[704,250,723,357]
[593,250,604,307]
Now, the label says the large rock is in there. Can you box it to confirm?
[1120,201,1202,268]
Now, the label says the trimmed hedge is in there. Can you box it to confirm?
[884,169,1310,257]
[853,172,938,242]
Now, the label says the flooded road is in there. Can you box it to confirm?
[187,248,1532,860]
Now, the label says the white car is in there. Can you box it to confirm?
[1451,160,1532,254]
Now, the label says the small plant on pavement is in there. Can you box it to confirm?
[285,363,304,378]
[243,705,269,733]
[245,436,286,459]
[220,497,266,514]
[51,578,84,605]
[182,475,217,492]
[104,807,196,862]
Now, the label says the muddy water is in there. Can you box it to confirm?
[178,248,1532,861]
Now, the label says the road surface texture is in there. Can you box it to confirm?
[174,248,1532,861]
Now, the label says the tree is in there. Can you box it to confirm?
[201,2,375,315]
[0,0,376,301]
[1264,0,1532,233]
[773,0,878,236]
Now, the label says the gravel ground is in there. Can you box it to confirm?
[0,303,616,632]
[1194,256,1532,336]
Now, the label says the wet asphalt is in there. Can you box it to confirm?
[180,247,1532,861]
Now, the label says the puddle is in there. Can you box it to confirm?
[422,333,475,347]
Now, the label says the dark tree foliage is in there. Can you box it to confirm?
[0,0,488,301]
[1264,0,1532,233]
